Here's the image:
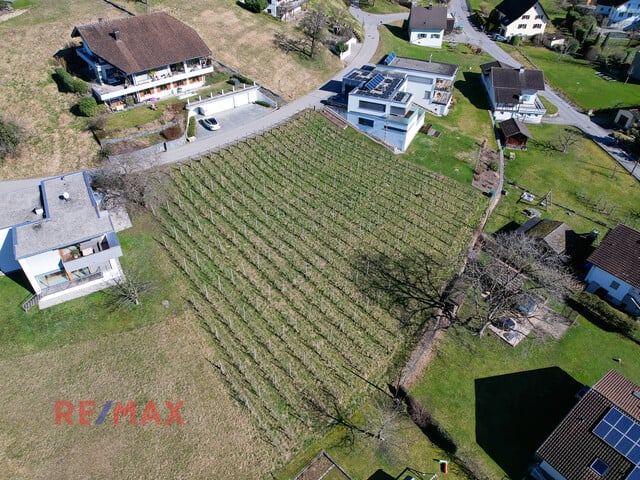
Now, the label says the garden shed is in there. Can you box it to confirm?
[500,118,532,150]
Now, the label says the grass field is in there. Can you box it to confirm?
[501,44,640,111]
[411,318,640,479]
[486,123,640,237]
[469,0,567,20]
[159,111,486,469]
[0,0,345,179]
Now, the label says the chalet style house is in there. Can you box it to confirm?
[0,172,124,310]
[71,13,212,110]
[480,61,546,124]
[493,0,549,40]
[585,224,640,316]
[532,370,640,480]
[596,0,640,31]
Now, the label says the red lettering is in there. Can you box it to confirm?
[55,400,74,425]
[79,401,95,425]
[165,400,184,425]
[113,401,136,425]
[140,401,161,426]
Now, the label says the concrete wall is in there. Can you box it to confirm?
[186,86,267,117]
[409,29,444,48]
[18,250,64,294]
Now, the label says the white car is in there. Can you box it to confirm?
[201,117,220,131]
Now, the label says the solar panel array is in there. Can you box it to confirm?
[364,73,385,91]
[593,408,640,479]
[384,51,396,65]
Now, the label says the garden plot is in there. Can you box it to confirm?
[159,111,486,455]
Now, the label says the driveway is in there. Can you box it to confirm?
[194,103,273,139]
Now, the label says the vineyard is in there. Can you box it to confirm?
[159,111,486,456]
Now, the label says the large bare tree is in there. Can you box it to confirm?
[299,2,327,58]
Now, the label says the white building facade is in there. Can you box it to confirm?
[596,0,640,30]
[494,0,549,39]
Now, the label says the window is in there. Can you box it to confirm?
[518,23,527,29]
[358,117,374,127]
[591,459,609,476]
[610,280,621,290]
[535,15,543,19]
[358,100,385,112]
[389,106,405,116]
[430,33,441,39]
[533,23,543,29]
[522,14,530,19]
[384,125,407,132]
[418,33,427,38]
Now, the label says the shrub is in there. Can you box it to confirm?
[161,125,183,141]
[571,291,636,337]
[125,95,135,107]
[335,41,348,53]
[54,67,88,94]
[511,35,522,46]
[187,117,196,138]
[232,73,253,85]
[244,0,267,13]
[0,118,22,160]
[77,96,99,117]
[254,100,272,108]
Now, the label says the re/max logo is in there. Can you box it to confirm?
[55,400,184,426]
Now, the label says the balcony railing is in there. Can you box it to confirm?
[40,271,104,297]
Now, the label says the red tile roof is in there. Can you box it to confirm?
[72,13,211,75]
[587,224,640,290]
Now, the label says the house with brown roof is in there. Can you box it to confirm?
[71,13,213,109]
[531,370,640,480]
[585,224,640,316]
[407,5,451,48]
[480,61,546,124]
[516,218,573,256]
[500,118,533,149]
[493,0,549,40]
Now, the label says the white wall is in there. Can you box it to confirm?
[0,228,20,273]
[409,29,444,48]
[502,3,547,38]
[188,86,262,116]
[586,265,633,303]
[18,250,64,294]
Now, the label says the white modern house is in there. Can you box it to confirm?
[585,224,640,316]
[493,0,549,39]
[342,67,425,152]
[376,53,458,116]
[480,61,546,123]
[0,171,124,310]
[266,0,307,20]
[596,0,640,30]
[407,5,448,48]
[71,13,213,110]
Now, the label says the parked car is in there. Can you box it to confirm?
[493,34,507,42]
[201,117,220,131]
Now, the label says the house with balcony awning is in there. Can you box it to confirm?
[71,12,213,109]
[0,171,124,309]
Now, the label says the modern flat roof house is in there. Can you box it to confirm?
[596,0,640,31]
[0,171,124,310]
[532,370,640,480]
[375,52,458,117]
[585,224,640,316]
[480,61,546,124]
[341,67,425,152]
[71,12,213,110]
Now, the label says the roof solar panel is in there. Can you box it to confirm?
[594,407,640,478]
[605,408,623,425]
[619,416,634,433]
[592,458,609,476]
[384,51,396,65]
[364,73,385,91]
[629,468,640,480]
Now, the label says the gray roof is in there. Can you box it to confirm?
[0,186,43,230]
[382,56,458,77]
[481,62,545,104]
[71,13,211,75]
[500,118,533,138]
[13,172,114,259]
[408,6,448,31]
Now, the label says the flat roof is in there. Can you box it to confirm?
[13,172,114,259]
[381,56,458,77]
[0,186,43,230]
[347,68,410,102]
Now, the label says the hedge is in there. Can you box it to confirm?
[77,96,98,117]
[571,291,636,337]
[187,117,196,138]
[55,67,88,94]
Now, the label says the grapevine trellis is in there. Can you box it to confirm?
[158,111,486,453]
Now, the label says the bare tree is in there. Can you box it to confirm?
[299,2,327,58]
[111,269,155,307]
[463,232,575,333]
[557,128,581,154]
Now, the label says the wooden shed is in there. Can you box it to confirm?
[500,118,532,150]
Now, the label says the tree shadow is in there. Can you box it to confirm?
[456,72,491,110]
[367,469,395,480]
[475,367,582,479]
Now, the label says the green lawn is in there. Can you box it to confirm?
[377,25,498,182]
[486,123,640,236]
[501,43,640,111]
[360,0,408,15]
[411,319,640,479]
[0,211,180,360]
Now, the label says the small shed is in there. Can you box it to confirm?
[542,33,566,49]
[614,108,640,130]
[500,118,533,150]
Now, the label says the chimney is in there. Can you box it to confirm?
[113,30,121,41]
[519,66,525,74]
